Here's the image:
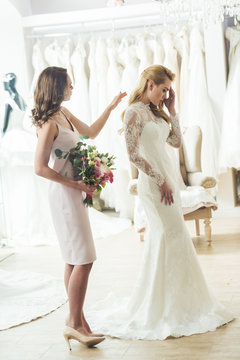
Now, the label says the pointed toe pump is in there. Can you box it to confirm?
[63,326,105,350]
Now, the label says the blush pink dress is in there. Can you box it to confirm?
[48,110,96,265]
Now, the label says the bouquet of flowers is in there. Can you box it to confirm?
[55,135,115,207]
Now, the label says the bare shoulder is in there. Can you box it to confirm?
[36,119,58,139]
[61,106,73,119]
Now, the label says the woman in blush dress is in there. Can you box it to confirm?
[33,66,126,349]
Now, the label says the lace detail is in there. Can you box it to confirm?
[124,105,165,187]
[167,114,182,148]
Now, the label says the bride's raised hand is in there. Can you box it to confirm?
[159,181,174,206]
[163,87,176,116]
[109,91,127,110]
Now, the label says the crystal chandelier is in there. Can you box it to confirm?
[153,0,240,26]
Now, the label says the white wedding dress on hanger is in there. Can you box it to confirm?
[152,32,165,65]
[30,40,48,94]
[0,98,55,246]
[162,30,180,112]
[176,27,190,126]
[136,32,154,75]
[44,40,64,67]
[88,37,98,124]
[219,27,240,171]
[111,36,140,218]
[187,27,221,178]
[23,40,47,135]
[68,38,91,124]
[100,37,123,209]
[62,38,74,84]
[87,102,234,340]
[94,38,110,153]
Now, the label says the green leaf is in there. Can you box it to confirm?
[83,134,89,139]
[55,149,62,157]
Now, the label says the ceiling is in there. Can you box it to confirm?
[9,0,153,17]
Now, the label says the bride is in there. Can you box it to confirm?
[89,65,234,340]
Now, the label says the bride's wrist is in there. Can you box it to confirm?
[169,109,176,117]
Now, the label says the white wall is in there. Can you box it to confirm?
[9,0,32,16]
[30,0,152,14]
[0,0,29,104]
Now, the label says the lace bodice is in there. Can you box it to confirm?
[124,102,182,187]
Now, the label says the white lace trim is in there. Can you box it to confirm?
[167,114,182,148]
[124,103,165,187]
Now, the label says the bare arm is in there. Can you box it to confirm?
[34,121,95,194]
[62,91,126,139]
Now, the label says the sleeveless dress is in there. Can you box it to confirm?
[48,111,96,265]
[87,102,234,340]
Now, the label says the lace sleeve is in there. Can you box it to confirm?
[124,108,165,187]
[166,114,182,148]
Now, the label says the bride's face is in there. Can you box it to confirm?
[64,75,73,101]
[148,78,172,106]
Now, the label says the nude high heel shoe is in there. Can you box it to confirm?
[65,315,104,337]
[63,326,105,350]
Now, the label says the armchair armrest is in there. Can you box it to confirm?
[187,172,216,189]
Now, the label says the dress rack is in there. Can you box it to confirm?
[22,2,197,39]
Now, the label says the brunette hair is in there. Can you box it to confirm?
[31,66,67,127]
[122,65,175,124]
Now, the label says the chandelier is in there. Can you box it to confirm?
[153,0,240,26]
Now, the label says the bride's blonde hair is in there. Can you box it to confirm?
[121,65,175,126]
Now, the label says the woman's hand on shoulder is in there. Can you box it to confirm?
[159,180,174,206]
[108,91,127,111]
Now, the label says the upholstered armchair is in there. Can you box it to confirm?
[128,126,217,245]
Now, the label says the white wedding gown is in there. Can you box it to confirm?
[186,27,221,178]
[88,102,234,340]
[68,38,91,124]
[219,27,240,171]
[162,31,180,112]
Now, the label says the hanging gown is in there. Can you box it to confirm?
[88,37,98,124]
[62,38,74,84]
[30,40,48,95]
[100,37,123,209]
[152,32,165,65]
[68,39,91,124]
[0,98,55,246]
[44,40,64,67]
[187,27,221,178]
[87,102,234,340]
[136,32,154,75]
[23,40,47,135]
[176,27,190,126]
[95,37,109,116]
[219,27,240,171]
[111,36,139,218]
[162,30,180,112]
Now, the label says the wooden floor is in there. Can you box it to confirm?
[0,217,240,360]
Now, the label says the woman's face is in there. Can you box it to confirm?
[148,78,172,106]
[64,75,73,101]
